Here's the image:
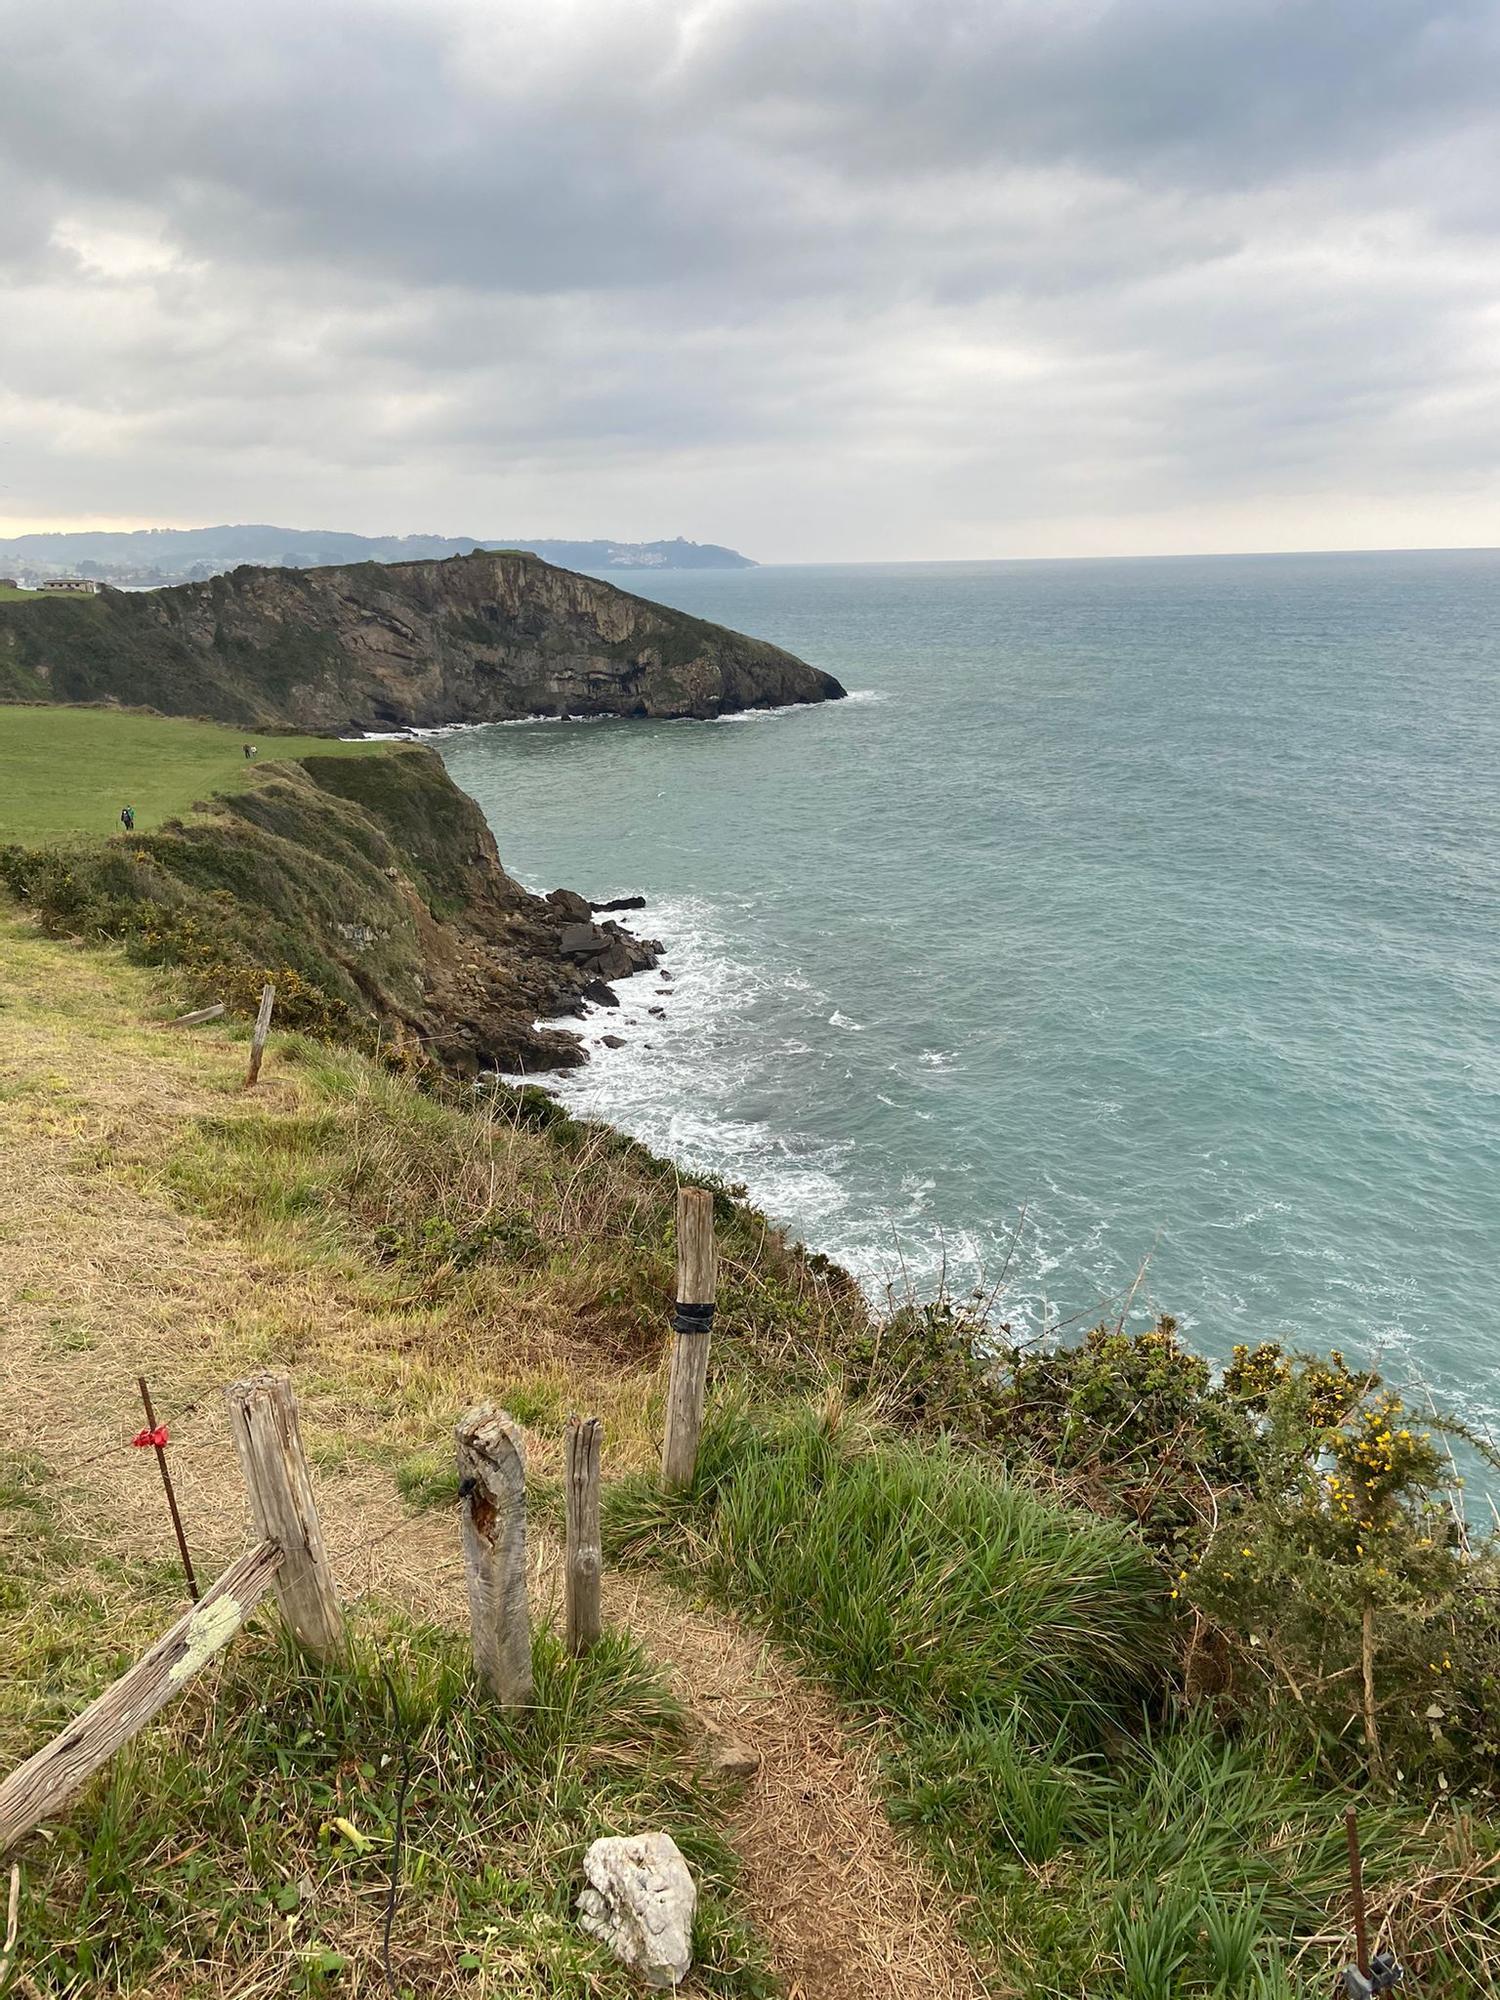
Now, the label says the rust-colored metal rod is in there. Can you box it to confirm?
[138,1376,199,1602]
[1345,1806,1370,1977]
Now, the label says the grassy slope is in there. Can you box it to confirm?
[3,904,1498,1991]
[0,585,44,601]
[0,919,874,1998]
[0,724,580,1066]
[0,704,380,841]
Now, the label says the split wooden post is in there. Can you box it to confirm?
[225,1372,343,1660]
[564,1416,603,1655]
[456,1405,533,1706]
[244,981,275,1087]
[661,1186,718,1491]
[0,1541,282,1855]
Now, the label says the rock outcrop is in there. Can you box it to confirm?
[576,1832,696,1989]
[0,549,845,730]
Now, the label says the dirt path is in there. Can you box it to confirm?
[0,924,991,2000]
[603,1565,991,2000]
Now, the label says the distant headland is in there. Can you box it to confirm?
[0,525,756,590]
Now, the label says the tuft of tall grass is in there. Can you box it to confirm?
[609,1399,1168,1745]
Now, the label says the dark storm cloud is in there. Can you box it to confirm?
[0,0,1497,555]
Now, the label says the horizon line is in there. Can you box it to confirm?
[2,522,1499,570]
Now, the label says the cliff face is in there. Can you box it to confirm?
[0,551,844,729]
[0,745,661,1074]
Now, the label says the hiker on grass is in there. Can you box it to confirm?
[120,805,135,833]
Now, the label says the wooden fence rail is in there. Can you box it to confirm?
[0,1542,283,1856]
[1,1364,595,1860]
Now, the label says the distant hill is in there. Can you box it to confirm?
[0,548,841,730]
[0,525,755,587]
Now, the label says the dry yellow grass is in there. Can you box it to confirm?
[0,913,987,1999]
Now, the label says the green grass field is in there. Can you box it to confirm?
[0,585,44,601]
[0,705,383,842]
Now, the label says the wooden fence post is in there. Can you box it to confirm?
[456,1405,532,1705]
[225,1372,343,1660]
[244,981,275,1087]
[0,1541,283,1855]
[564,1417,603,1655]
[661,1186,718,1491]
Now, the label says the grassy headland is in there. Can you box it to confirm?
[0,704,380,841]
[0,715,612,1068]
[3,704,1499,1995]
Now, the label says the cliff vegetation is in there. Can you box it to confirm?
[0,715,658,1072]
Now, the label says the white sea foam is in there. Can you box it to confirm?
[503,888,1067,1315]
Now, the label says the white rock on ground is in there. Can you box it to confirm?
[577,1831,697,1989]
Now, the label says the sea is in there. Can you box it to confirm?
[436,551,1500,1448]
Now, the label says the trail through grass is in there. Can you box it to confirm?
[607,1402,1498,1998]
[6,909,1498,1997]
[0,914,986,1998]
[1,1454,772,1998]
[0,704,381,841]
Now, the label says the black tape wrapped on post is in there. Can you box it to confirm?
[672,1300,716,1336]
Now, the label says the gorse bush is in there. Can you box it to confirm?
[848,1294,1500,1795]
[1185,1378,1500,1794]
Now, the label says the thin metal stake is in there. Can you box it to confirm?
[1346,1807,1370,1979]
[137,1376,199,1601]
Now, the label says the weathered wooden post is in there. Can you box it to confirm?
[225,1372,343,1660]
[661,1186,718,1491]
[244,981,275,1087]
[564,1416,603,1655]
[456,1405,533,1705]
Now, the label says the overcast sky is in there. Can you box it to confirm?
[2,0,1498,561]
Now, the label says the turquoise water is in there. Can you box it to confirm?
[438,552,1500,1439]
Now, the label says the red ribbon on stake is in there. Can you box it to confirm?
[133,1377,199,1602]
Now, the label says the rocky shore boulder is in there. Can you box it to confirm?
[558,918,661,982]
